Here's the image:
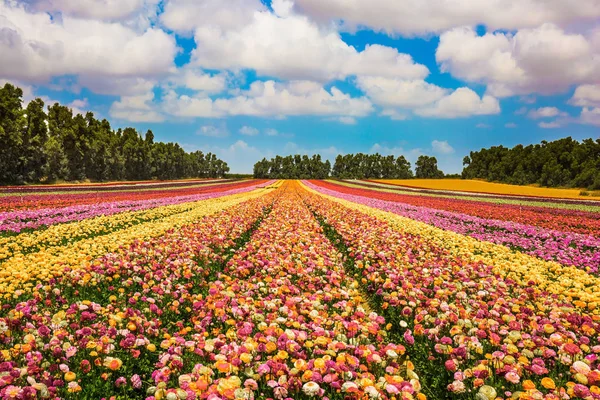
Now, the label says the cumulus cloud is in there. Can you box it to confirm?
[355,77,500,119]
[356,77,447,108]
[165,68,228,94]
[580,107,600,126]
[431,140,455,154]
[189,8,428,82]
[538,121,561,129]
[436,24,600,97]
[197,124,229,138]
[109,91,164,122]
[160,80,373,119]
[0,1,177,94]
[415,87,500,118]
[293,0,600,36]
[505,122,518,128]
[570,84,600,108]
[476,123,491,129]
[24,0,151,21]
[527,107,567,119]
[335,116,357,125]
[160,0,264,32]
[239,126,259,136]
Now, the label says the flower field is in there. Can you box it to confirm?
[0,180,599,400]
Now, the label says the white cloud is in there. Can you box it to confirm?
[25,0,150,21]
[431,140,455,154]
[109,91,164,122]
[160,0,265,32]
[356,77,447,108]
[505,122,518,128]
[580,107,600,126]
[336,116,357,125]
[190,9,428,82]
[239,126,259,136]
[78,76,156,96]
[436,24,600,97]
[0,1,177,94]
[197,124,229,138]
[355,77,500,119]
[379,109,408,120]
[570,84,600,108]
[166,68,228,94]
[476,123,491,129]
[216,81,373,117]
[527,106,567,119]
[265,128,279,136]
[538,121,561,128]
[293,0,600,36]
[161,80,373,119]
[415,87,500,118]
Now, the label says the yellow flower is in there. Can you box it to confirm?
[541,377,556,390]
[64,372,77,382]
[103,357,123,371]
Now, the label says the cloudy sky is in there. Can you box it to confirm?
[1,0,599,173]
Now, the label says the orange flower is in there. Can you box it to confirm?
[103,357,123,371]
[541,377,556,390]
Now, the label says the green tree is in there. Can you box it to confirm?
[415,155,444,178]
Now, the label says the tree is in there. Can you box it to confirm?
[415,155,444,178]
[23,98,48,182]
[0,84,230,183]
[462,137,600,189]
[0,84,26,183]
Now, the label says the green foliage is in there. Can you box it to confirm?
[331,153,414,179]
[462,137,600,190]
[253,154,331,179]
[415,155,445,178]
[0,83,229,184]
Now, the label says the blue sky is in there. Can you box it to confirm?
[2,0,599,173]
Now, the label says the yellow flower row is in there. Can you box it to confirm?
[302,182,600,308]
[375,179,589,199]
[1,199,226,262]
[0,188,271,299]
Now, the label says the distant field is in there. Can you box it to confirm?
[374,179,591,199]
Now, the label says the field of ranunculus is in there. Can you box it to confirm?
[0,179,599,400]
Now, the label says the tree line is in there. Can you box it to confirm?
[462,137,600,190]
[253,155,332,179]
[0,83,229,184]
[253,153,446,179]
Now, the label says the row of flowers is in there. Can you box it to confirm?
[0,181,425,400]
[0,180,274,260]
[0,180,264,213]
[0,186,280,399]
[0,185,275,301]
[0,181,266,234]
[0,179,231,194]
[360,180,600,211]
[320,181,600,236]
[300,182,600,399]
[309,181,600,272]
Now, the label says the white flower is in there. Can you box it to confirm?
[302,382,320,396]
[386,349,398,358]
[365,386,381,399]
[342,381,359,392]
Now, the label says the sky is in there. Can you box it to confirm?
[1,0,599,173]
